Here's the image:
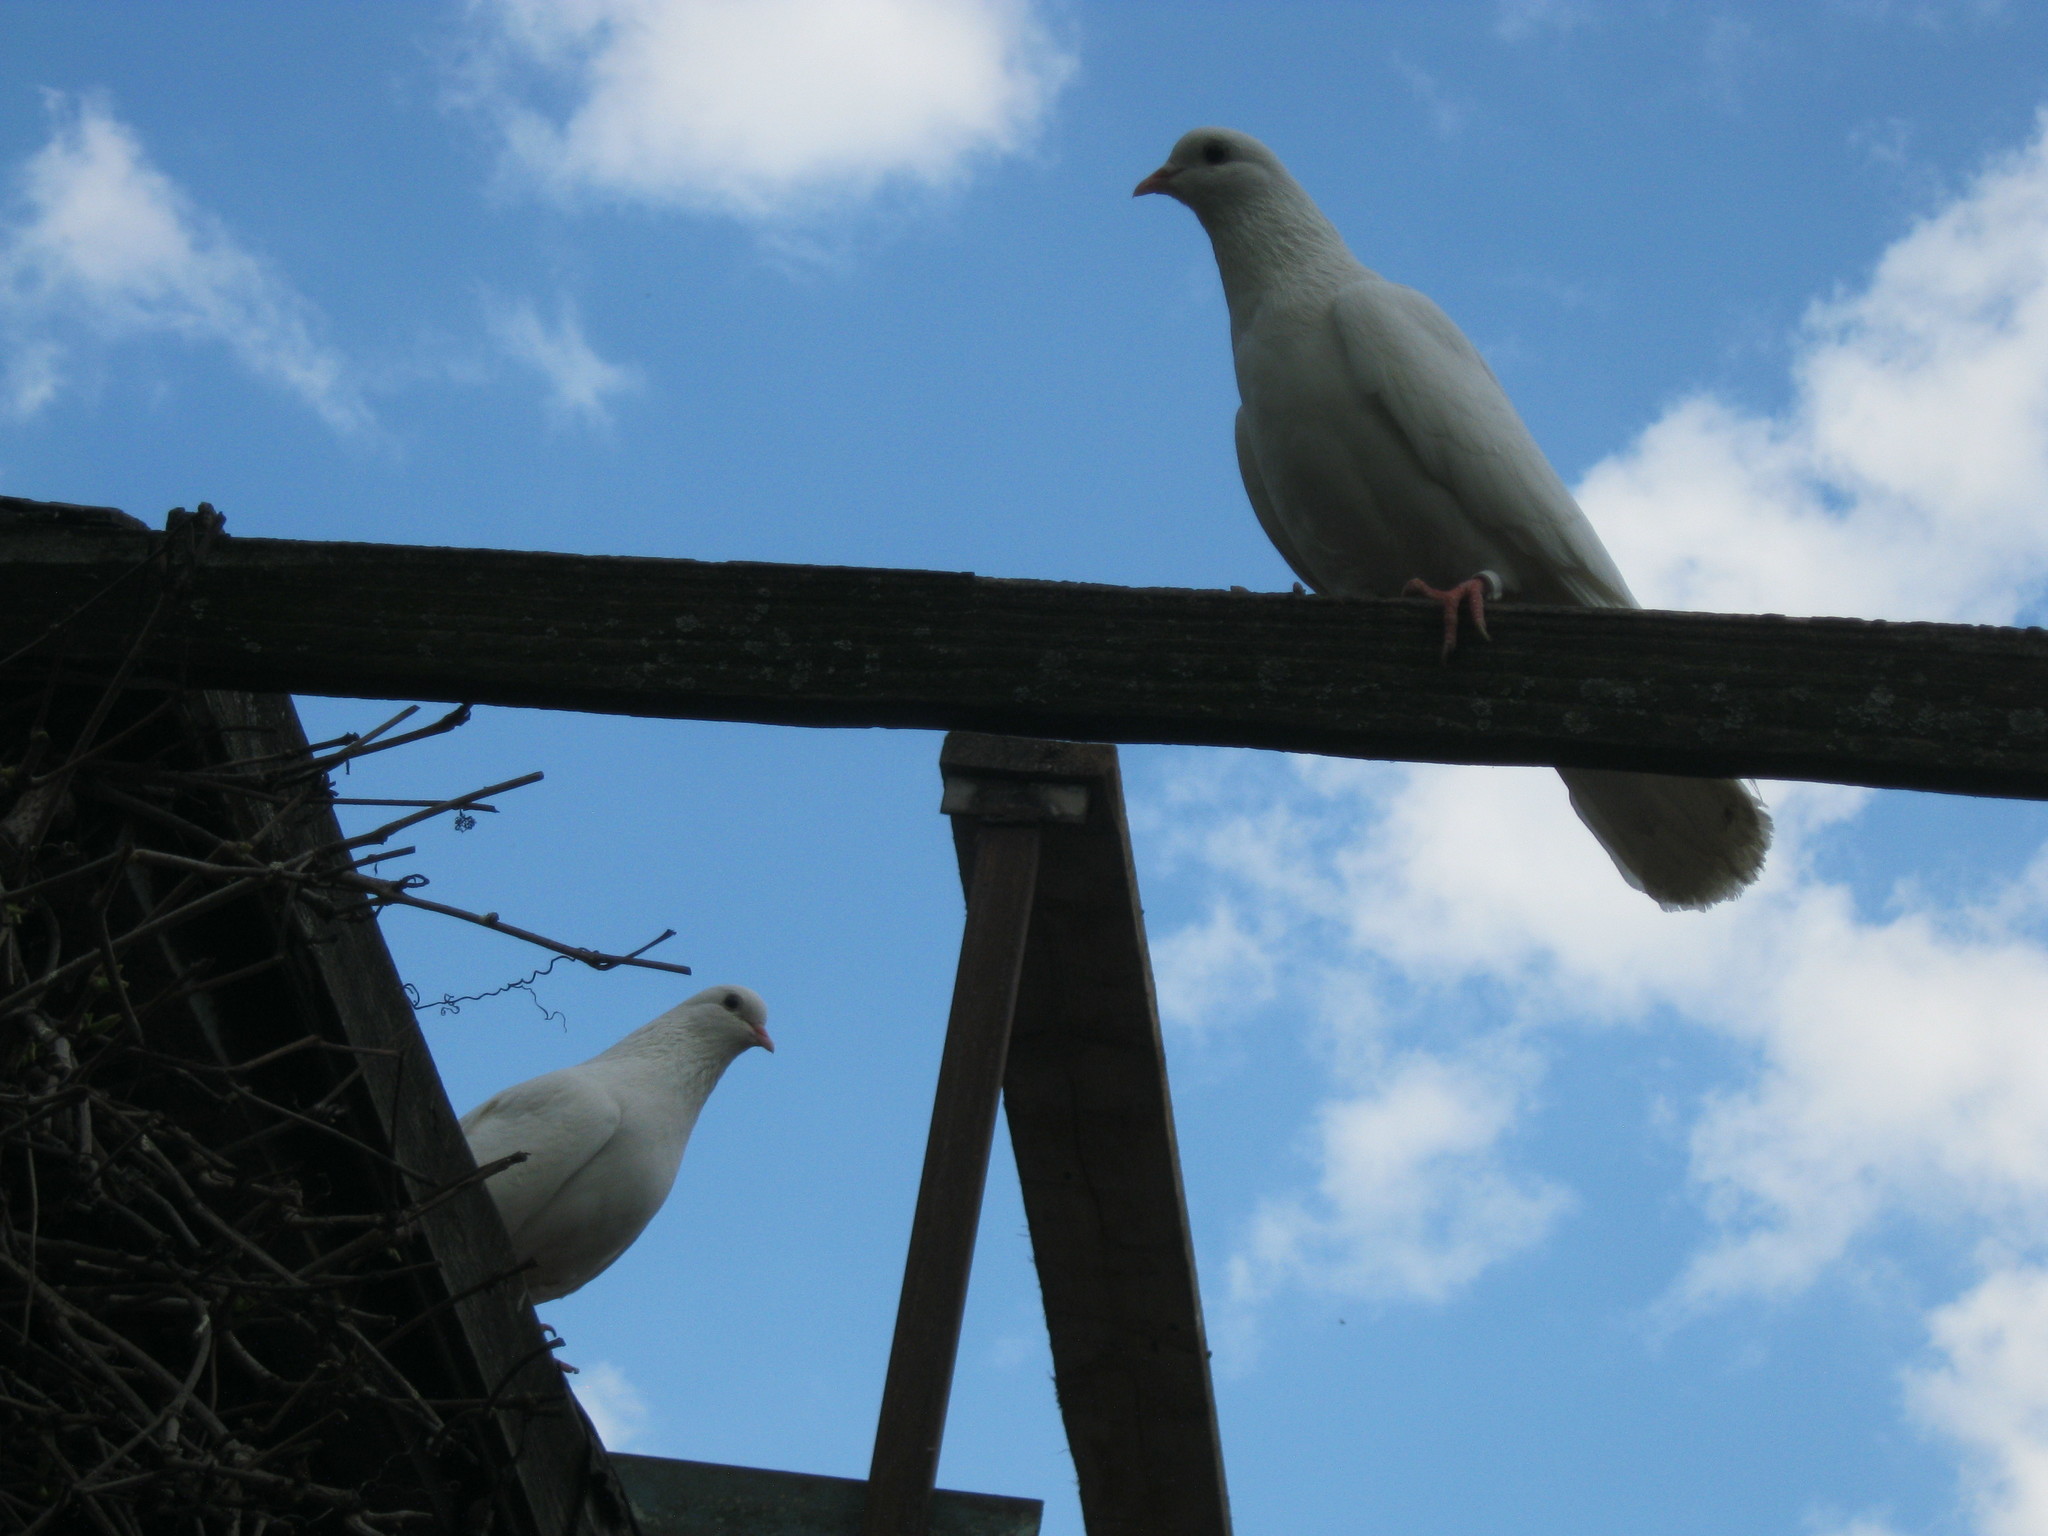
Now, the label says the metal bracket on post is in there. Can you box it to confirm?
[860,763,1088,1536]
[938,774,1089,827]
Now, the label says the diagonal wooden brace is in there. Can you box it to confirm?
[861,777,1078,1536]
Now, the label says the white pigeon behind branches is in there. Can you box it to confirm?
[1136,126,1770,910]
[460,984,773,1302]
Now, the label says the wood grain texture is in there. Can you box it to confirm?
[944,735,1231,1536]
[6,519,2048,798]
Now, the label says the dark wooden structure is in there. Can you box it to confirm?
[0,665,636,1533]
[4,512,2048,798]
[195,690,639,1536]
[947,737,1227,1535]
[11,496,2048,1536]
[862,737,1228,1536]
[613,1454,1039,1536]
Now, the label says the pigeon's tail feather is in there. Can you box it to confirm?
[1557,768,1771,911]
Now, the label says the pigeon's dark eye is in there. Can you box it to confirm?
[1202,142,1229,166]
[722,992,741,1011]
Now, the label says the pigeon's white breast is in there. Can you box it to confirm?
[515,1084,688,1299]
[1233,291,1543,599]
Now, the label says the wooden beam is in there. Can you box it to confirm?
[615,1454,1041,1535]
[7,508,2048,797]
[865,823,1043,1536]
[944,735,1232,1536]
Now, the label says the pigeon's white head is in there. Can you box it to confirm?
[1135,126,1353,310]
[599,983,774,1070]
[1133,127,1292,215]
[684,983,775,1054]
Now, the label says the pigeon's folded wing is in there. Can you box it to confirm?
[1328,278,1636,610]
[460,1071,624,1243]
[1235,407,1321,585]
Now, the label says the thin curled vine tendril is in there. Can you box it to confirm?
[405,955,571,1027]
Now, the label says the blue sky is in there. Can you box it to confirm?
[8,4,2048,1534]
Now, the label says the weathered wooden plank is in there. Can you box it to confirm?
[944,735,1231,1536]
[866,824,1042,1536]
[6,510,2048,797]
[614,1454,1040,1536]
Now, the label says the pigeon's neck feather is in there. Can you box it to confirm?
[592,1015,744,1107]
[1198,182,1364,337]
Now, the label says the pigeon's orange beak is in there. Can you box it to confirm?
[753,1025,775,1053]
[1133,165,1178,197]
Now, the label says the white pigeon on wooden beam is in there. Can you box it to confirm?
[1135,126,1770,910]
[460,984,773,1302]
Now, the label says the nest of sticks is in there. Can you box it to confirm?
[1,512,683,1534]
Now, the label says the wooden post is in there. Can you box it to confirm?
[862,818,1045,1536]
[941,734,1233,1536]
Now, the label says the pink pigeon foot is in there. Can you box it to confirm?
[1403,573,1502,660]
[538,1322,579,1374]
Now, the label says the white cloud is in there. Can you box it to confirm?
[1231,1044,1571,1307]
[464,0,1073,221]
[1833,0,2012,26]
[1581,111,2048,625]
[487,294,641,426]
[573,1359,651,1448]
[0,94,367,431]
[1493,0,1593,43]
[1391,56,1470,140]
[1148,899,1281,1040]
[1150,107,2048,1535]
[1911,1267,2048,1536]
[2,337,61,417]
[1699,14,1765,108]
